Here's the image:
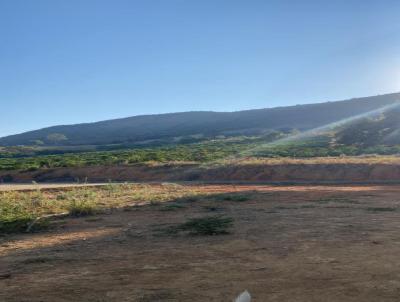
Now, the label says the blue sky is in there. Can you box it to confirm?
[1,0,399,137]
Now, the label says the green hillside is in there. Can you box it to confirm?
[1,93,399,147]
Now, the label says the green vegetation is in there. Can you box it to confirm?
[1,93,398,147]
[0,210,48,234]
[2,136,400,175]
[3,108,400,174]
[0,190,50,233]
[252,135,400,158]
[2,96,400,174]
[0,136,269,171]
[67,199,97,217]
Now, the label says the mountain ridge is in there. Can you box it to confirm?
[2,92,400,146]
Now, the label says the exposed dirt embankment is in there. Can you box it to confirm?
[2,161,400,184]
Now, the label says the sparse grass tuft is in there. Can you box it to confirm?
[214,194,251,202]
[162,215,234,236]
[67,199,97,217]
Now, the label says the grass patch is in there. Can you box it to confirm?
[0,213,49,234]
[67,200,97,217]
[0,200,49,234]
[0,184,205,233]
[162,215,234,236]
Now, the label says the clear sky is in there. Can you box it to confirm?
[1,0,399,137]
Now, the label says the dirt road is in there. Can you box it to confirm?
[1,184,400,301]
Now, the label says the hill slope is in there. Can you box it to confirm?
[1,93,399,146]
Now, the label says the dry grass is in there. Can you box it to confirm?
[0,183,203,233]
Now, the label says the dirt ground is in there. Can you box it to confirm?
[2,184,400,301]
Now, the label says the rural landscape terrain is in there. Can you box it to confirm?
[2,93,400,301]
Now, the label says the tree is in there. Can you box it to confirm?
[46,133,68,145]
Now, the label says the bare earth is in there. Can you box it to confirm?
[2,184,400,301]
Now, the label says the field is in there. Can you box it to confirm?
[3,134,400,172]
[2,183,400,301]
